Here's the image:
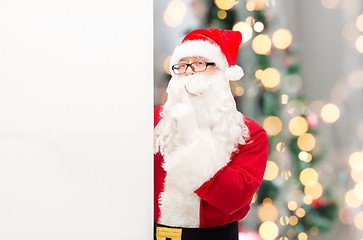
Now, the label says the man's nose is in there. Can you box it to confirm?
[184,65,194,76]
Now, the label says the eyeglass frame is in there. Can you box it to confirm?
[171,62,216,75]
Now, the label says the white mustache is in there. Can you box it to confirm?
[184,75,211,96]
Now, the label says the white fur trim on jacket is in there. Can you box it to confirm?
[170,40,229,76]
[159,131,232,227]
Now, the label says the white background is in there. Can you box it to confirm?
[0,1,153,239]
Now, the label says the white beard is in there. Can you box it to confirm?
[155,70,249,156]
[154,70,249,228]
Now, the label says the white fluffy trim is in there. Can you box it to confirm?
[159,181,201,228]
[225,65,244,81]
[170,40,229,76]
[159,132,232,227]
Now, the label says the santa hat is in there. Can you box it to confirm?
[170,28,244,81]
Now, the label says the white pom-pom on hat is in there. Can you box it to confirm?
[225,65,244,81]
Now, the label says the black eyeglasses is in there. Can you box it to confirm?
[171,62,216,75]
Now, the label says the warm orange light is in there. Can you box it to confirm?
[233,21,253,43]
[261,68,281,89]
[263,161,279,181]
[297,133,316,151]
[357,14,363,32]
[354,211,363,230]
[217,10,227,19]
[252,34,272,55]
[259,221,279,240]
[263,116,282,136]
[288,201,298,211]
[345,189,363,208]
[247,0,266,10]
[258,200,278,221]
[289,116,309,136]
[321,0,339,9]
[272,29,293,49]
[300,168,319,186]
[215,0,237,10]
[163,0,187,27]
[356,35,363,53]
[349,152,363,170]
[304,182,323,199]
[320,103,340,123]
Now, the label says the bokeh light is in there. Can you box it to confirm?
[299,151,312,162]
[356,35,363,53]
[245,16,255,26]
[163,0,187,27]
[259,221,279,240]
[300,168,319,186]
[357,14,363,32]
[288,200,298,211]
[252,34,272,55]
[261,68,281,89]
[320,103,340,123]
[263,116,282,136]
[352,168,363,182]
[235,86,245,96]
[215,0,237,10]
[246,0,266,10]
[348,152,363,170]
[297,133,316,151]
[272,29,293,49]
[281,94,289,104]
[233,21,253,43]
[354,211,363,230]
[279,216,289,226]
[321,0,339,9]
[255,69,264,79]
[276,142,286,152]
[258,200,279,221]
[310,226,319,236]
[354,182,363,200]
[263,160,279,181]
[289,216,298,225]
[339,207,355,224]
[298,232,308,240]
[246,1,256,11]
[217,10,227,19]
[304,182,323,199]
[289,116,309,136]
[254,21,264,32]
[345,189,362,208]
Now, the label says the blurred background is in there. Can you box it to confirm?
[154,0,363,239]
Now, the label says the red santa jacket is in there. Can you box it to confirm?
[154,105,268,228]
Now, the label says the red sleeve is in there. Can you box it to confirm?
[194,118,269,215]
[154,105,163,127]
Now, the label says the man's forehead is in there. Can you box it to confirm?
[179,56,209,62]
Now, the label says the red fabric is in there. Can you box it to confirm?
[181,28,242,67]
[154,106,269,228]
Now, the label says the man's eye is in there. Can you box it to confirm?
[197,62,204,65]
[179,64,187,68]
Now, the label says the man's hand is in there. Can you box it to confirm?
[169,103,199,142]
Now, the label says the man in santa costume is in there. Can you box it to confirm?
[154,28,269,240]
